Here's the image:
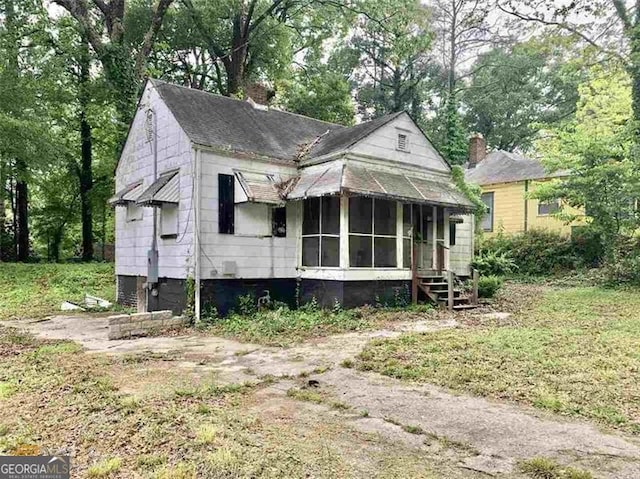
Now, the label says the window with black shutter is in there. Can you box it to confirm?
[449,222,456,246]
[218,174,235,234]
[272,206,286,237]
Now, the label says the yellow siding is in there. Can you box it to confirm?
[482,179,585,237]
[482,182,526,235]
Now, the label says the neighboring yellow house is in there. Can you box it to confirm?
[465,135,582,236]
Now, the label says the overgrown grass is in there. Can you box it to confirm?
[519,457,593,479]
[206,302,434,346]
[0,263,115,320]
[357,285,640,433]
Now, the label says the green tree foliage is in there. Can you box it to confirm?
[439,94,468,165]
[278,67,355,125]
[534,65,640,263]
[347,0,434,119]
[464,39,583,151]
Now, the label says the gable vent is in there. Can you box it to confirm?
[397,133,408,151]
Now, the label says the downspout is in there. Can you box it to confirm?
[193,147,201,323]
[146,108,159,310]
[524,180,529,232]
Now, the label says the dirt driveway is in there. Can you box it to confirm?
[8,314,640,478]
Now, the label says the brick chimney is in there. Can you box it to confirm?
[244,83,274,106]
[468,133,486,168]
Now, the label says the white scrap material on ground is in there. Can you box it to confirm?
[84,294,112,308]
[61,301,84,311]
[61,294,112,312]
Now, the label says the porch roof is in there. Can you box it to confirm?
[286,164,475,211]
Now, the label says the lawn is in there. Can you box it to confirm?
[0,263,115,320]
[356,284,640,433]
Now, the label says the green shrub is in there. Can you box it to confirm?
[471,250,517,276]
[602,236,640,284]
[477,229,595,276]
[477,275,503,298]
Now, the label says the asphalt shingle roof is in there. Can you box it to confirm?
[465,150,566,185]
[151,79,343,163]
[152,80,417,164]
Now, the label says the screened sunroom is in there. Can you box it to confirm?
[288,161,475,280]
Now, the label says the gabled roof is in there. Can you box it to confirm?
[151,79,342,163]
[465,150,567,185]
[149,80,443,166]
[308,112,404,158]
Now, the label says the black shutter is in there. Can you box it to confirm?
[272,206,286,237]
[218,174,234,234]
[449,222,456,246]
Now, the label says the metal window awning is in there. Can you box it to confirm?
[234,170,284,205]
[286,164,475,213]
[137,170,180,206]
[108,181,143,207]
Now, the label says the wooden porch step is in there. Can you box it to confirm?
[422,282,448,287]
[453,304,478,310]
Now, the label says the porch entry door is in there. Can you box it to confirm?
[414,205,433,270]
[413,205,444,272]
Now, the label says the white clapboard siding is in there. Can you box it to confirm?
[198,149,299,279]
[450,215,474,276]
[348,113,450,173]
[114,82,194,279]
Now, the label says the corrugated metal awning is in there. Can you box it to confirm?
[108,181,143,206]
[137,170,180,206]
[287,164,475,212]
[234,170,283,205]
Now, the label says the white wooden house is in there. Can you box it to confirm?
[110,79,476,317]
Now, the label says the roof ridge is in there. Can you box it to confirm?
[149,78,344,128]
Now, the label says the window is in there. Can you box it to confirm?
[218,174,234,234]
[480,192,494,232]
[538,199,560,216]
[349,197,397,267]
[397,133,408,151]
[272,206,286,237]
[235,203,271,236]
[126,203,143,222]
[449,222,456,246]
[160,204,178,237]
[301,197,340,267]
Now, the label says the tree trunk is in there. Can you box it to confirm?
[79,36,94,261]
[15,160,29,262]
[0,161,5,261]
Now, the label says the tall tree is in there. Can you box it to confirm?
[0,0,55,260]
[534,65,640,261]
[179,0,346,97]
[463,39,583,151]
[499,0,640,130]
[427,0,504,163]
[52,0,175,126]
[346,0,434,119]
